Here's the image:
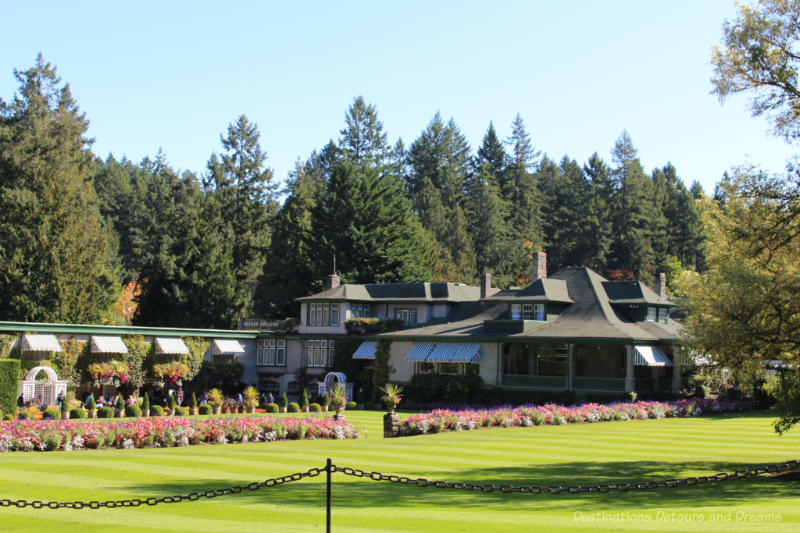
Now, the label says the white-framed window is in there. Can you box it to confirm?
[511,304,521,320]
[349,303,371,318]
[395,308,417,326]
[646,307,657,322]
[257,339,287,366]
[657,307,668,324]
[304,339,334,367]
[308,302,339,326]
[522,304,534,320]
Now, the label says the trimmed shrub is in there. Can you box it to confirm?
[168,395,177,410]
[115,396,125,414]
[2,413,13,421]
[70,407,86,419]
[346,401,357,410]
[125,404,142,417]
[142,392,150,414]
[86,396,96,411]
[265,402,279,413]
[43,407,61,420]
[175,406,187,416]
[278,392,288,408]
[198,404,212,415]
[151,405,164,417]
[287,402,300,413]
[301,389,309,409]
[97,406,115,418]
[190,392,198,409]
[0,359,21,415]
[309,402,322,412]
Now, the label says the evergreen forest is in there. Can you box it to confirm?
[0,56,708,327]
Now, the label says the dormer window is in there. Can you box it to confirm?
[511,304,545,321]
[646,307,657,322]
[657,307,668,324]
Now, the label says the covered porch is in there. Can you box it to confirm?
[500,342,682,394]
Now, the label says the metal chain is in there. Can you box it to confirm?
[333,459,800,495]
[0,467,323,509]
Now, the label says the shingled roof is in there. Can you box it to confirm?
[378,266,680,344]
[296,282,494,302]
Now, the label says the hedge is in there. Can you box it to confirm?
[0,359,21,414]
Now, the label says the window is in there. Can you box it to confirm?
[307,302,340,326]
[287,381,299,393]
[522,304,534,320]
[417,362,435,374]
[395,308,417,326]
[511,304,521,320]
[350,303,371,318]
[304,339,334,367]
[534,304,545,321]
[258,379,280,392]
[438,363,460,375]
[657,308,668,324]
[646,307,657,322]
[512,304,544,320]
[257,339,287,366]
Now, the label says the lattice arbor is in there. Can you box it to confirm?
[319,372,353,400]
[19,366,67,406]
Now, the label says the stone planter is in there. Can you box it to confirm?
[383,411,399,438]
[115,409,124,418]
[89,409,97,419]
[192,407,200,416]
[323,405,328,412]
[303,406,309,413]
[247,406,256,414]
[333,407,345,421]
[61,412,69,421]
[213,406,222,415]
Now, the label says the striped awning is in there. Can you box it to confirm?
[21,334,62,352]
[426,343,481,364]
[90,335,129,354]
[352,341,377,360]
[155,337,190,355]
[634,346,672,367]
[213,339,246,355]
[405,342,435,361]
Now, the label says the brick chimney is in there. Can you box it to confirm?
[532,252,547,282]
[480,272,492,299]
[655,272,666,300]
[326,272,341,290]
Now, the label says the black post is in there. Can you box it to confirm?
[326,458,332,533]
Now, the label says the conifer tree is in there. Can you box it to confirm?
[0,56,118,322]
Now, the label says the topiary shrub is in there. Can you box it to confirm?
[86,396,96,411]
[98,406,115,418]
[142,392,150,415]
[265,402,279,413]
[125,404,142,417]
[43,407,60,420]
[346,401,357,410]
[287,402,300,413]
[70,407,86,419]
[309,402,322,412]
[0,359,21,415]
[198,404,212,415]
[175,406,187,416]
[151,405,164,417]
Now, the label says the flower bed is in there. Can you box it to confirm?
[398,398,752,436]
[0,416,360,452]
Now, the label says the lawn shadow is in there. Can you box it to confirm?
[120,459,800,512]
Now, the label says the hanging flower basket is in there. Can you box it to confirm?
[153,362,190,386]
[88,361,130,388]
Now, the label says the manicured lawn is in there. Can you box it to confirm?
[0,410,798,532]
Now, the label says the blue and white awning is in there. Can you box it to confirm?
[405,342,435,361]
[426,343,481,364]
[352,341,377,360]
[634,346,672,367]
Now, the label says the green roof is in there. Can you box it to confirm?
[602,280,674,305]
[296,282,489,302]
[484,278,573,304]
[0,321,256,339]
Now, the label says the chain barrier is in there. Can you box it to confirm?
[0,459,797,510]
[334,459,800,495]
[0,467,323,510]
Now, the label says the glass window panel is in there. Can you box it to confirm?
[330,304,339,325]
[511,304,521,320]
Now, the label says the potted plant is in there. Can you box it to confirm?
[115,396,125,418]
[278,392,288,414]
[243,386,259,414]
[142,392,150,418]
[301,388,309,413]
[60,398,70,420]
[329,383,347,420]
[190,392,199,415]
[87,396,97,419]
[380,383,403,438]
[208,388,223,415]
[323,391,330,412]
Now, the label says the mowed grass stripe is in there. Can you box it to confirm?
[0,412,798,533]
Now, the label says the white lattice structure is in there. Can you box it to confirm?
[318,371,353,401]
[19,366,68,406]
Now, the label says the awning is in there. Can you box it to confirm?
[213,339,246,355]
[426,343,481,364]
[21,334,62,352]
[90,335,128,354]
[155,337,190,355]
[405,342,435,361]
[634,346,672,367]
[352,341,377,360]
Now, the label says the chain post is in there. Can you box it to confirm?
[326,458,332,533]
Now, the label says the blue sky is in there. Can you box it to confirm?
[1,1,795,195]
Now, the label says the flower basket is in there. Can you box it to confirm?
[153,362,190,385]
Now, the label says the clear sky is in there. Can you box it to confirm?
[1,1,796,195]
